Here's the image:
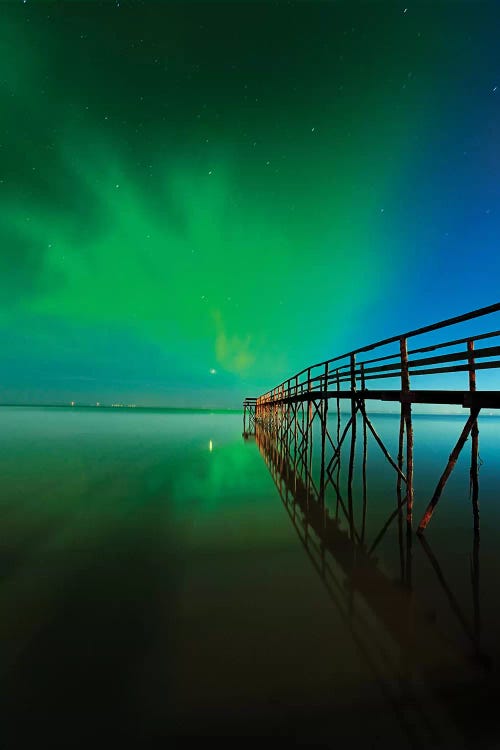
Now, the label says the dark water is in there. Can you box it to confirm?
[1,407,499,746]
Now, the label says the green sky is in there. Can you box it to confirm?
[1,1,499,405]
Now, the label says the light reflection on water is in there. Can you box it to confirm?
[1,407,499,745]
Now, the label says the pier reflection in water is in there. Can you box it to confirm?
[1,407,500,745]
[252,412,500,748]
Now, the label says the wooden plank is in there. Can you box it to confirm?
[255,389,500,408]
[408,329,500,356]
[360,359,500,382]
[359,328,500,367]
[342,345,500,380]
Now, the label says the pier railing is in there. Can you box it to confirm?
[255,301,500,409]
[244,302,500,535]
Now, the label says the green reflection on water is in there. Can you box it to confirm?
[1,407,500,744]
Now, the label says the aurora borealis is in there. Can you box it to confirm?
[1,1,499,407]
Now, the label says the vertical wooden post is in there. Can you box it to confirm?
[471,526,481,656]
[360,363,367,544]
[300,400,308,508]
[468,340,480,534]
[336,368,341,520]
[302,372,308,499]
[291,376,298,493]
[307,368,313,501]
[400,337,414,533]
[336,367,341,444]
[293,402,298,493]
[320,362,328,506]
[307,367,313,425]
[283,384,287,443]
[308,407,314,503]
[281,383,286,444]
[347,353,357,541]
[277,387,281,443]
[276,390,279,440]
[397,410,406,582]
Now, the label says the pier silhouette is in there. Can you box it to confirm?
[244,302,500,535]
[251,418,493,746]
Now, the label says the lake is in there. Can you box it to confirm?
[1,406,499,746]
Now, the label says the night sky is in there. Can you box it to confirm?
[1,1,499,407]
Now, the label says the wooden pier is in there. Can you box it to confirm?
[253,419,489,742]
[243,302,500,535]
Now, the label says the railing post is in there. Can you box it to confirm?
[468,339,480,534]
[360,362,367,543]
[276,391,278,433]
[347,354,357,540]
[320,362,328,506]
[284,379,291,445]
[397,398,406,582]
[307,367,312,426]
[336,367,341,520]
[400,336,414,533]
[306,368,312,501]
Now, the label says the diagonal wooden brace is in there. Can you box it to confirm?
[417,406,481,534]
[355,398,407,485]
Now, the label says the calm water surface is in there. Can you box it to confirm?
[1,407,499,746]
